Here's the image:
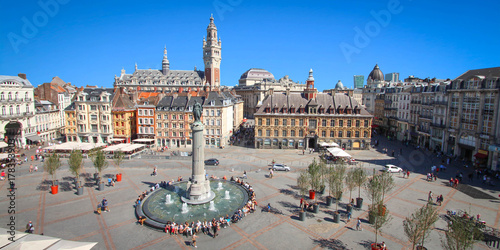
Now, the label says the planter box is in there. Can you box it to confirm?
[346,205,353,213]
[299,211,305,221]
[313,204,319,213]
[98,182,105,191]
[116,173,122,182]
[51,185,58,195]
[356,198,363,209]
[309,190,316,200]
[76,186,84,195]
[326,196,333,206]
[333,212,340,223]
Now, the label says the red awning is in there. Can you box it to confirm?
[371,124,379,128]
[474,152,488,159]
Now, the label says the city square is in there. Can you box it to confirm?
[2,135,500,249]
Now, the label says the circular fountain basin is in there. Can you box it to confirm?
[138,180,248,227]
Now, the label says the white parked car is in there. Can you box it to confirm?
[383,164,403,173]
[270,164,290,171]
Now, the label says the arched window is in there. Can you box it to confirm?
[0,92,4,100]
[8,92,12,100]
[26,104,30,113]
[15,92,18,100]
[16,105,20,114]
[25,92,29,100]
[9,105,13,115]
[1,106,5,115]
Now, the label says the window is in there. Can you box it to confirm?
[321,131,326,137]
[179,115,184,120]
[283,119,287,126]
[364,120,368,127]
[299,119,304,126]
[173,132,177,137]
[347,120,352,127]
[165,123,168,128]
[355,131,360,137]
[216,129,220,135]
[290,130,295,137]
[266,130,271,136]
[91,115,97,121]
[90,105,97,111]
[364,131,368,137]
[138,110,143,115]
[205,110,209,116]
[339,120,344,127]
[150,119,153,124]
[338,131,343,137]
[211,129,214,135]
[258,130,262,137]
[347,131,351,138]
[172,123,177,128]
[91,124,98,132]
[211,110,214,116]
[157,114,161,119]
[274,130,278,136]
[172,114,177,120]
[157,123,162,128]
[217,110,221,116]
[356,120,360,127]
[258,119,262,126]
[283,130,287,137]
[266,119,270,126]
[291,119,296,126]
[274,119,279,126]
[330,131,334,137]
[299,130,303,137]
[322,120,327,127]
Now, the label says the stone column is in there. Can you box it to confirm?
[191,123,205,185]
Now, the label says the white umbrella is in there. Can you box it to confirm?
[328,142,340,148]
[5,233,59,249]
[46,240,97,250]
[334,150,352,158]
[327,147,343,155]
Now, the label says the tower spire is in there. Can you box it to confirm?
[203,15,221,87]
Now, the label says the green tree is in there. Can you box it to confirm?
[68,149,83,187]
[44,152,61,186]
[403,204,439,250]
[345,168,356,202]
[307,158,324,200]
[328,162,347,212]
[442,214,484,250]
[352,166,367,199]
[113,150,124,168]
[366,171,394,246]
[297,170,310,212]
[90,148,108,183]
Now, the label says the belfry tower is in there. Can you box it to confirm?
[203,15,222,88]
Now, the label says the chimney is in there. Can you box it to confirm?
[286,88,290,96]
[18,73,27,80]
[269,88,274,96]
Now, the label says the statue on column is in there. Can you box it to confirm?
[193,100,202,123]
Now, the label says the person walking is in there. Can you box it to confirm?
[346,211,352,223]
[356,218,362,231]
[406,170,410,179]
[428,191,433,203]
[192,233,198,248]
[269,169,273,179]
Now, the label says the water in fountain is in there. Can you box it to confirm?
[174,186,179,193]
[209,201,216,211]
[181,203,189,213]
[217,182,223,190]
[165,194,172,204]
[225,190,230,199]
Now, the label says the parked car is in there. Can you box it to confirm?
[204,158,219,166]
[270,163,290,171]
[383,164,402,173]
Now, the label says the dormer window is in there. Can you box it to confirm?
[265,107,270,113]
[309,107,317,114]
[210,100,215,106]
[273,107,278,113]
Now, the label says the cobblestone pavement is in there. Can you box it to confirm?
[1,135,499,249]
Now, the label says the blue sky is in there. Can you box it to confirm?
[1,0,499,90]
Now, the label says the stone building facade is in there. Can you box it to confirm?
[111,88,137,143]
[254,70,373,150]
[0,74,37,147]
[114,16,221,92]
[66,88,114,143]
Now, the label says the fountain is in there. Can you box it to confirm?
[181,203,189,213]
[136,98,249,227]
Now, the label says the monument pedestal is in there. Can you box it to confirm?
[182,121,215,205]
